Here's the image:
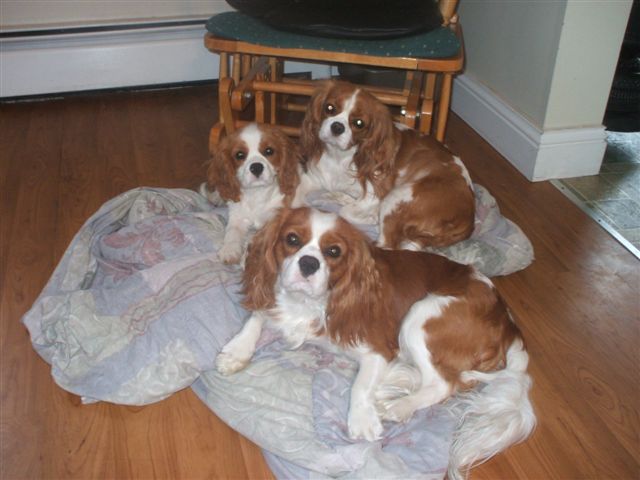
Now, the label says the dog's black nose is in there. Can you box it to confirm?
[298,255,320,278]
[330,121,345,136]
[249,162,264,177]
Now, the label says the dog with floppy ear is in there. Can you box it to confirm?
[202,123,301,264]
[295,80,476,249]
[299,80,398,200]
[293,80,383,225]
[216,206,535,479]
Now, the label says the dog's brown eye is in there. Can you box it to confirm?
[324,103,336,115]
[325,245,341,258]
[286,233,301,247]
[353,118,365,129]
[235,151,246,161]
[263,147,274,156]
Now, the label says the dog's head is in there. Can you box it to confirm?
[300,81,398,188]
[242,206,378,307]
[207,123,300,202]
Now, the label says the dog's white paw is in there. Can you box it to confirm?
[348,404,384,441]
[215,350,250,376]
[217,242,243,265]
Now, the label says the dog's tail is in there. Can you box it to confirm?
[374,359,422,408]
[447,337,536,480]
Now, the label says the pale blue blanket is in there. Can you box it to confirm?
[22,186,533,478]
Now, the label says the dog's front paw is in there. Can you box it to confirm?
[348,404,384,441]
[217,242,243,265]
[215,349,251,376]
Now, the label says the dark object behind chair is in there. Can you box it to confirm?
[226,0,443,39]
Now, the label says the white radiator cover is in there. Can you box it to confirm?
[0,23,331,97]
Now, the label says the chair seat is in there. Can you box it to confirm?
[206,12,460,59]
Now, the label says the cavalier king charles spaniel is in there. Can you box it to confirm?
[216,207,535,478]
[294,80,476,250]
[201,123,300,264]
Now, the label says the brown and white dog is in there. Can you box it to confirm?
[294,80,475,249]
[216,207,535,478]
[201,123,300,264]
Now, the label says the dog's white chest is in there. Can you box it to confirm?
[230,184,284,230]
[308,149,364,199]
[269,289,327,348]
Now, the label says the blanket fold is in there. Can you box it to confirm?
[22,185,533,478]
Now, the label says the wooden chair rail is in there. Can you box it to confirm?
[204,12,465,147]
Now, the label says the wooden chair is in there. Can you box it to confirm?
[204,0,464,150]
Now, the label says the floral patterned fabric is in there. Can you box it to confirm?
[22,185,533,478]
[22,188,242,404]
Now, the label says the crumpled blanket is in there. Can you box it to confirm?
[22,185,533,478]
[192,328,454,479]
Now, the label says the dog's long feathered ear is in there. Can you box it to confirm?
[207,136,242,202]
[352,95,399,197]
[272,129,301,200]
[325,221,392,354]
[242,209,289,311]
[300,80,334,163]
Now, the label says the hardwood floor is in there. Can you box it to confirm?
[1,85,638,479]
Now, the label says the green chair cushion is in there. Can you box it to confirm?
[206,12,460,59]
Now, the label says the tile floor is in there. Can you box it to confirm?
[554,131,640,257]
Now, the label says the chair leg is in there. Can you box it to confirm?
[419,74,436,135]
[219,77,236,134]
[268,57,282,124]
[232,54,241,84]
[209,53,232,150]
[255,91,266,123]
[402,71,415,97]
[219,52,229,79]
[435,73,452,143]
[209,77,236,150]
[241,54,252,77]
[402,72,423,130]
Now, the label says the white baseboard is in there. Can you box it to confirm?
[451,74,606,181]
[0,24,332,98]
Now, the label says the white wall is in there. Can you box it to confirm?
[0,0,232,30]
[544,0,632,129]
[457,0,567,128]
[453,0,633,181]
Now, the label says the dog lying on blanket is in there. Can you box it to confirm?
[200,123,301,264]
[293,80,475,249]
[216,207,536,479]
